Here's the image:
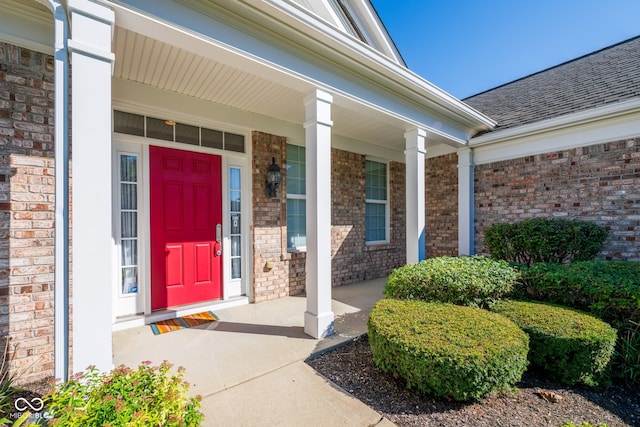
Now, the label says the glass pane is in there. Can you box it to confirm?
[366,202,386,242]
[122,267,138,294]
[121,239,138,265]
[146,117,174,141]
[286,144,306,195]
[121,212,137,238]
[231,236,241,257]
[231,213,241,234]
[229,168,241,190]
[224,132,245,153]
[287,199,306,249]
[231,258,241,279]
[114,111,144,136]
[121,183,137,210]
[175,123,200,145]
[365,160,387,201]
[230,191,241,213]
[202,128,223,149]
[120,155,137,182]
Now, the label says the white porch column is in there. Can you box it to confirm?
[68,0,115,373]
[457,147,475,255]
[404,128,427,264]
[303,89,335,339]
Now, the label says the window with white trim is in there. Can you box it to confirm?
[365,160,389,243]
[286,144,306,250]
[118,153,140,294]
[229,167,242,279]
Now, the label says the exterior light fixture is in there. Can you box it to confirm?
[164,120,176,126]
[265,157,281,198]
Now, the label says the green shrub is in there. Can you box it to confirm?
[384,255,519,308]
[485,218,608,265]
[492,300,617,386]
[516,261,640,326]
[45,361,204,426]
[368,299,529,401]
[610,320,640,385]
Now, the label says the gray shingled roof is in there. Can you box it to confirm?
[463,35,640,134]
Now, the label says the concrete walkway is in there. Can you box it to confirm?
[112,278,395,427]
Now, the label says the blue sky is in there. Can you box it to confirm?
[370,0,640,99]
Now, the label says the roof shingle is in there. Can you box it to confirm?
[463,36,640,134]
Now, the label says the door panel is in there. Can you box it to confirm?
[150,146,222,310]
[194,243,213,284]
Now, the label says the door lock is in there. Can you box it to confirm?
[215,224,222,256]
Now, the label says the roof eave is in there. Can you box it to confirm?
[470,98,640,147]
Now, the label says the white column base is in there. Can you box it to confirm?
[304,310,335,339]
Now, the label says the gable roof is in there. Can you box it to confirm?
[463,35,640,133]
[285,0,405,65]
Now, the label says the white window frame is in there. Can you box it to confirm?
[286,144,307,252]
[365,158,390,245]
[224,162,247,297]
[113,141,145,318]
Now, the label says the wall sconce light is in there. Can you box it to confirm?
[265,157,281,198]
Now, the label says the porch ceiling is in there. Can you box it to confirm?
[112,27,446,153]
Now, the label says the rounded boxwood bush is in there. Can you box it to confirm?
[368,298,529,401]
[484,217,608,265]
[384,255,519,308]
[492,300,617,386]
[516,260,640,326]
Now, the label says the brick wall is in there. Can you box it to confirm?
[331,150,405,285]
[251,132,406,301]
[425,153,459,257]
[251,131,289,302]
[0,42,56,384]
[475,138,640,260]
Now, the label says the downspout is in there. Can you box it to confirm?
[38,0,70,383]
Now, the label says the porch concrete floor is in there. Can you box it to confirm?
[112,277,395,427]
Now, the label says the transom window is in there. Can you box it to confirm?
[113,110,245,153]
[365,160,389,243]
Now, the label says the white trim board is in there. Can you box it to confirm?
[471,99,640,165]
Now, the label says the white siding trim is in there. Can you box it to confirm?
[472,99,640,165]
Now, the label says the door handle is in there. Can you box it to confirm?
[215,224,222,256]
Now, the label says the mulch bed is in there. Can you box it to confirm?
[307,335,640,427]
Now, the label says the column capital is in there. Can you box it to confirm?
[303,88,333,106]
[304,88,333,128]
[404,127,427,140]
[68,0,115,69]
[457,146,474,168]
[404,127,427,154]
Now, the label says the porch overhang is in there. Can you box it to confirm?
[107,0,494,156]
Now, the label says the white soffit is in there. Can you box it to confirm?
[112,27,404,143]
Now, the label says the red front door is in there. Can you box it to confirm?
[150,146,223,310]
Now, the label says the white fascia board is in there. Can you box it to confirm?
[471,98,640,165]
[103,0,492,143]
[0,1,54,54]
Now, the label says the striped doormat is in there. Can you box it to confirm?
[150,311,219,335]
